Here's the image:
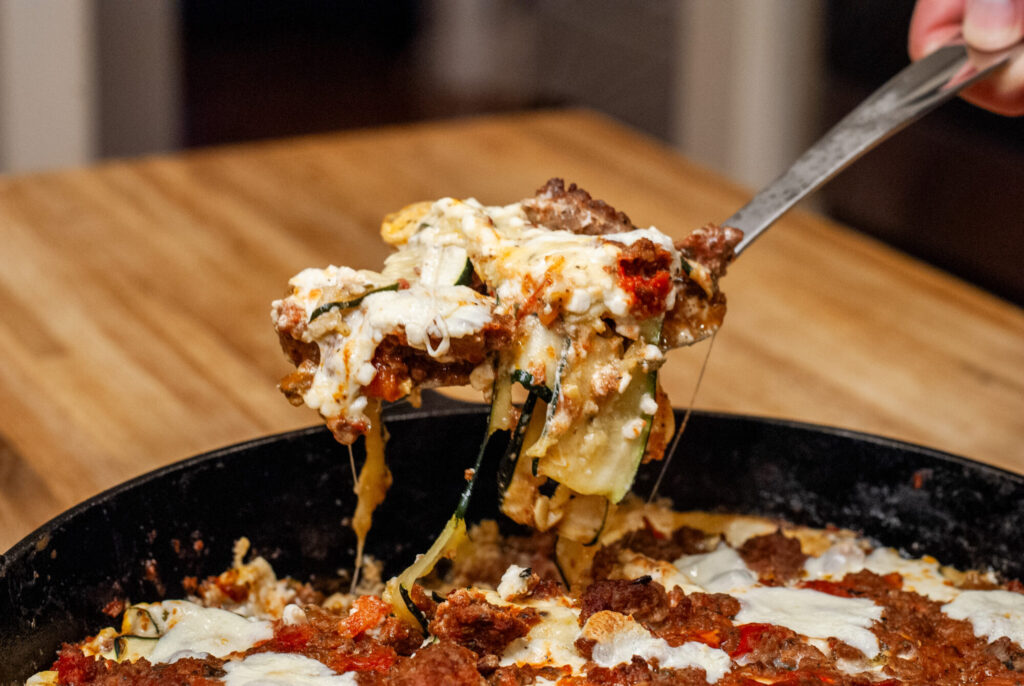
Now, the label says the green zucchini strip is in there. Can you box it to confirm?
[309,283,399,321]
[510,370,553,403]
[495,392,539,497]
[454,257,474,286]
[531,320,663,503]
[114,635,159,662]
[384,411,495,629]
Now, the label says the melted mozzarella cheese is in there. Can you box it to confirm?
[279,194,685,433]
[942,590,1024,646]
[582,611,732,682]
[616,551,700,593]
[804,540,867,580]
[298,283,493,421]
[147,602,272,663]
[478,588,587,671]
[720,519,778,547]
[362,285,493,356]
[286,266,384,319]
[222,653,357,686]
[732,587,882,658]
[863,548,958,602]
[411,196,681,328]
[500,601,587,671]
[673,544,757,593]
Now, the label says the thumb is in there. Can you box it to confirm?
[964,0,1024,51]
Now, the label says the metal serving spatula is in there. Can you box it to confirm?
[725,38,1020,255]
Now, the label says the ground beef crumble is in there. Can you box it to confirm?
[522,178,634,236]
[356,642,483,686]
[53,646,225,686]
[571,655,710,685]
[591,525,718,582]
[737,531,808,584]
[656,588,741,650]
[579,578,671,628]
[676,223,743,278]
[429,589,541,657]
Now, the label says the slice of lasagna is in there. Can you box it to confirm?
[272,179,740,542]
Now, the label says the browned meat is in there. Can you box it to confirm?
[634,525,719,562]
[365,317,514,402]
[590,525,719,582]
[250,604,406,670]
[660,285,728,348]
[273,298,313,364]
[986,637,1024,672]
[676,223,743,278]
[487,664,569,686]
[830,637,867,662]
[448,528,562,590]
[656,589,740,649]
[737,531,808,584]
[358,642,484,686]
[273,298,321,406]
[522,178,634,235]
[53,646,225,686]
[578,577,671,627]
[728,623,828,672]
[866,583,1017,685]
[582,656,710,685]
[429,589,541,657]
[276,308,514,444]
[661,222,742,348]
[498,568,563,603]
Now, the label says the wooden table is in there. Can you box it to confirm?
[1,109,1022,552]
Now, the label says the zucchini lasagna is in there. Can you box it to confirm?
[27,182,1024,685]
[271,179,741,543]
[36,505,1024,685]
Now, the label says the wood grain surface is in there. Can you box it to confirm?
[1,109,1022,552]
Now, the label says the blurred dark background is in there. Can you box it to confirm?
[822,0,1024,308]
[2,1,1021,304]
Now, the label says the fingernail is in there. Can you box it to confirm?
[964,0,1024,51]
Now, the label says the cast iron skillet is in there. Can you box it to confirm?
[2,394,1023,682]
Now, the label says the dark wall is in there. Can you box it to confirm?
[823,0,1024,305]
[181,1,424,147]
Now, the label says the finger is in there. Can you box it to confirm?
[961,49,1024,114]
[909,0,967,59]
[964,0,1024,51]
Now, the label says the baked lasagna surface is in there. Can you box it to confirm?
[271,180,740,547]
[35,505,1024,685]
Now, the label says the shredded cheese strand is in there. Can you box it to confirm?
[647,331,717,503]
[350,400,391,593]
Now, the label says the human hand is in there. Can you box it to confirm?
[909,0,1024,115]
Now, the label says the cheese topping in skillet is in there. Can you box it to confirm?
[32,506,1024,685]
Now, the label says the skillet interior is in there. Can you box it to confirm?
[2,396,1022,681]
